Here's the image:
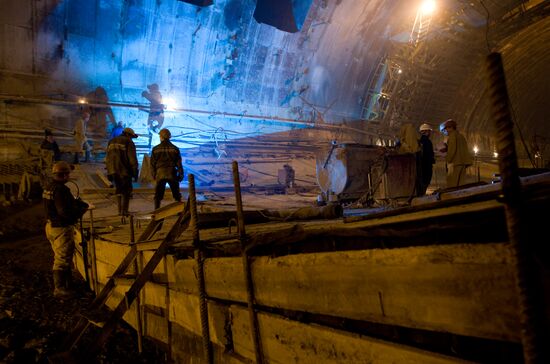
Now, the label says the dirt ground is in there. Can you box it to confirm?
[0,201,167,363]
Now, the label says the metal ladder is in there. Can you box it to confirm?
[49,199,190,363]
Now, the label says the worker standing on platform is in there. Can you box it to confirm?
[418,123,435,195]
[105,127,139,216]
[40,129,61,162]
[439,119,472,188]
[43,161,89,299]
[73,110,91,163]
[151,128,183,210]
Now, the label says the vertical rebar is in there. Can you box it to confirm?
[486,52,548,364]
[89,208,98,294]
[189,174,213,364]
[232,161,264,364]
[129,215,143,353]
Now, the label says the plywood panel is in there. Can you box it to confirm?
[230,305,468,364]
[175,243,520,342]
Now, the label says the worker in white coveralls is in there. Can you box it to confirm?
[439,119,473,188]
[43,161,89,299]
[73,110,91,163]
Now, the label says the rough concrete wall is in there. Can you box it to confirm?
[0,0,398,135]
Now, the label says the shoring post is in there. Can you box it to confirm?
[189,174,213,364]
[232,161,264,364]
[486,52,548,364]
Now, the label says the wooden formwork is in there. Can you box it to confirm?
[73,172,550,363]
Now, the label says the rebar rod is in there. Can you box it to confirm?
[129,214,143,353]
[189,174,213,364]
[232,161,264,364]
[485,52,548,364]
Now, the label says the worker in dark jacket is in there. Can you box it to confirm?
[43,161,89,299]
[418,123,435,195]
[40,129,61,162]
[105,127,139,216]
[151,128,183,209]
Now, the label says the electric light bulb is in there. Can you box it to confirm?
[420,0,436,15]
[163,97,177,111]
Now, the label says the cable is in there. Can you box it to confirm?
[478,0,493,53]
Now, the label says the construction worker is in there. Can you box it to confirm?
[41,129,61,162]
[43,161,89,299]
[151,128,183,209]
[105,127,139,216]
[418,123,435,195]
[397,123,420,153]
[141,83,165,133]
[73,110,91,163]
[439,119,473,188]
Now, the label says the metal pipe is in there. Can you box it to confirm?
[486,52,548,364]
[232,161,264,364]
[189,174,213,364]
[0,94,389,138]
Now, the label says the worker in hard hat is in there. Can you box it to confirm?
[418,123,435,195]
[105,127,139,216]
[151,128,183,209]
[439,119,472,188]
[41,129,61,162]
[397,123,420,154]
[43,161,89,299]
[73,110,91,163]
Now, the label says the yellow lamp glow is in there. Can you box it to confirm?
[420,0,436,15]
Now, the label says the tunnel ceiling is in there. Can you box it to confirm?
[0,0,548,156]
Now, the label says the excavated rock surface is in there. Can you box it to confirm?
[0,201,166,363]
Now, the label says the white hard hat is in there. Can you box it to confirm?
[419,123,433,132]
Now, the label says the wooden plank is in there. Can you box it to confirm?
[171,322,247,364]
[95,169,112,188]
[344,199,501,225]
[93,238,131,266]
[90,244,177,284]
[152,201,186,221]
[230,305,469,364]
[111,276,230,348]
[412,171,550,206]
[174,243,520,342]
[168,290,230,348]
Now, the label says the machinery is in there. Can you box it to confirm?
[315,142,417,204]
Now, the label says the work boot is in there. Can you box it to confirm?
[115,194,122,216]
[53,270,74,299]
[154,199,161,210]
